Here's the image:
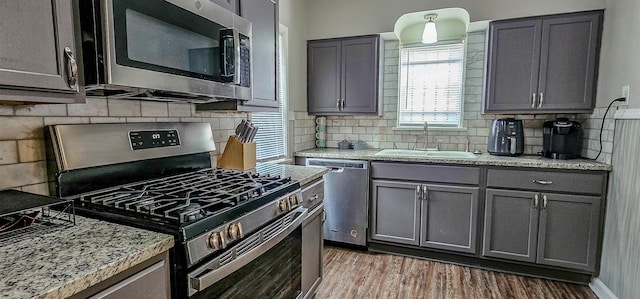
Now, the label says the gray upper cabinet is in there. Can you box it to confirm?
[0,0,84,104]
[484,10,603,114]
[483,167,606,272]
[308,35,380,115]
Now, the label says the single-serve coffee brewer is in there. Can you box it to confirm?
[488,118,524,156]
[542,118,582,159]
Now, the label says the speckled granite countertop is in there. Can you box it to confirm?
[0,215,174,299]
[256,163,329,186]
[295,148,612,171]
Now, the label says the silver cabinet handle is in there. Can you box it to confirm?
[538,92,544,108]
[422,185,428,201]
[64,47,78,89]
[336,98,340,111]
[340,99,345,111]
[542,195,548,210]
[534,194,539,209]
[533,180,553,185]
[415,185,422,200]
[531,93,537,108]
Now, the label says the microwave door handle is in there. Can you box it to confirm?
[187,207,308,296]
[221,33,233,79]
[232,29,242,86]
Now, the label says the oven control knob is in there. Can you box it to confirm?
[227,223,244,240]
[278,199,289,212]
[289,194,300,206]
[208,232,226,250]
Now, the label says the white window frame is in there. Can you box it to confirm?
[396,40,466,129]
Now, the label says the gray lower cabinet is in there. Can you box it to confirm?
[484,10,603,114]
[301,179,324,299]
[0,0,84,103]
[69,251,170,299]
[302,204,324,299]
[370,180,479,254]
[483,169,603,272]
[307,35,380,115]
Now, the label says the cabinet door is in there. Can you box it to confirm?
[484,19,542,113]
[483,189,539,263]
[212,0,238,13]
[537,12,601,112]
[536,193,600,271]
[0,0,79,93]
[420,184,479,254]
[240,0,278,108]
[307,40,341,114]
[341,36,379,114]
[302,204,324,299]
[370,180,420,246]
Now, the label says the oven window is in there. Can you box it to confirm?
[112,0,224,80]
[193,227,302,299]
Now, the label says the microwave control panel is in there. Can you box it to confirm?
[129,130,180,150]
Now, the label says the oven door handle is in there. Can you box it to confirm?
[188,206,308,296]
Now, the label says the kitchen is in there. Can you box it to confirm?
[0,0,638,298]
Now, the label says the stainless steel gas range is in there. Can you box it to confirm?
[46,122,305,299]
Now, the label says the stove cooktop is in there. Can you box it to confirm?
[76,168,296,226]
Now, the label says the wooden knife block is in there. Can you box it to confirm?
[218,136,256,170]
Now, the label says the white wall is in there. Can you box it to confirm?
[595,0,640,108]
[305,0,606,39]
[278,0,308,112]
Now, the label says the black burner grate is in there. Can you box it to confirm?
[78,168,292,224]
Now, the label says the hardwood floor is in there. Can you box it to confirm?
[316,246,597,299]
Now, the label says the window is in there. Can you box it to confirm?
[398,42,465,128]
[252,28,287,162]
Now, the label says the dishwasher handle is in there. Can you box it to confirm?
[328,167,344,173]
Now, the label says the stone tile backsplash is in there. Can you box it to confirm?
[0,99,248,193]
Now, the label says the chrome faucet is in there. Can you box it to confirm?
[414,121,440,151]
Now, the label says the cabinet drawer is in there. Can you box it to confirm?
[486,168,604,194]
[301,179,324,210]
[371,162,480,185]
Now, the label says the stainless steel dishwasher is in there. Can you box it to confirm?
[306,158,368,246]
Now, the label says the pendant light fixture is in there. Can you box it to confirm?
[422,14,438,44]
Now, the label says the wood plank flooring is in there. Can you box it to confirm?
[316,246,597,299]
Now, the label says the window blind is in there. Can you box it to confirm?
[252,32,286,162]
[398,42,464,127]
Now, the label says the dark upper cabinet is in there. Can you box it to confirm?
[484,10,603,114]
[308,35,380,115]
[0,0,84,104]
[197,0,278,111]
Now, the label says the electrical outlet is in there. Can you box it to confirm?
[621,85,630,105]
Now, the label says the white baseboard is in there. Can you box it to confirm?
[590,278,619,299]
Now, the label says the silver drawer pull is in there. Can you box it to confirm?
[531,93,537,108]
[533,180,553,185]
[533,194,539,209]
[542,195,548,210]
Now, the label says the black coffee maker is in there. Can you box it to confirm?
[542,118,582,159]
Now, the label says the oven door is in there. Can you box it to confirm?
[188,207,307,298]
[99,0,251,99]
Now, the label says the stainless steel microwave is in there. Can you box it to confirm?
[78,0,252,102]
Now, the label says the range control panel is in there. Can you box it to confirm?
[129,130,180,150]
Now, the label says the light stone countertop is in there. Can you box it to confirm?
[0,215,174,299]
[256,163,329,186]
[295,148,612,172]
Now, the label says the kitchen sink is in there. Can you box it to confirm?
[374,149,477,159]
